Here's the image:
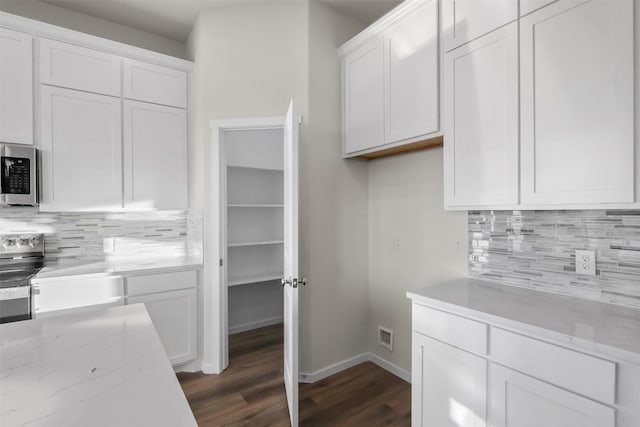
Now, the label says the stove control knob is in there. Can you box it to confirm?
[2,238,17,248]
[29,236,42,248]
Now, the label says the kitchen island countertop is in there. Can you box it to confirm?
[0,304,197,427]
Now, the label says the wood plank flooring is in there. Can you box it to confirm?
[177,324,411,426]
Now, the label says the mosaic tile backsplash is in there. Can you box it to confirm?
[0,207,203,265]
[469,210,640,308]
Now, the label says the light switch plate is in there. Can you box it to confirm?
[575,250,596,276]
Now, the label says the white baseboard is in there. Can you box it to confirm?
[368,352,411,383]
[299,353,369,383]
[299,352,411,384]
[228,316,283,335]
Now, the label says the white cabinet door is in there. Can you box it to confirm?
[520,0,634,205]
[123,100,188,210]
[412,333,486,427]
[442,0,518,51]
[343,36,384,154]
[444,22,519,207]
[128,288,197,366]
[520,0,558,16]
[123,59,187,108]
[0,28,32,145]
[384,0,439,144]
[489,364,615,427]
[39,86,122,210]
[39,38,121,96]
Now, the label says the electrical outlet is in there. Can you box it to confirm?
[393,235,403,251]
[575,250,596,276]
[103,237,115,254]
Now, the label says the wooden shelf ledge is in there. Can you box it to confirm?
[356,135,443,160]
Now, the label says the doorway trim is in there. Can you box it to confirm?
[207,116,285,374]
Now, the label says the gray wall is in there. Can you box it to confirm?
[368,149,468,373]
[0,0,186,58]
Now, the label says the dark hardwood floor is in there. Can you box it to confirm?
[177,324,411,426]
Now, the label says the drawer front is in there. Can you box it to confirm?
[413,303,488,355]
[123,59,187,108]
[39,38,121,96]
[127,270,197,296]
[490,327,616,405]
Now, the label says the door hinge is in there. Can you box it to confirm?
[219,259,223,267]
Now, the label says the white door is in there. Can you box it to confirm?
[384,0,439,144]
[443,22,519,208]
[412,333,487,427]
[0,28,33,145]
[489,364,614,427]
[442,0,518,51]
[282,99,299,427]
[520,0,634,205]
[123,100,188,210]
[39,85,122,211]
[343,37,385,155]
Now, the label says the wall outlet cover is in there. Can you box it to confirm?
[575,250,596,276]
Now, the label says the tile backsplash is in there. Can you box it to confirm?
[0,207,203,265]
[469,210,640,308]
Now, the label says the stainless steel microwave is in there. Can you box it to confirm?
[0,143,38,206]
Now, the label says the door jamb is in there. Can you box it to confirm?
[207,116,285,373]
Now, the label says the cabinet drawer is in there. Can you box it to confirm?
[490,327,616,405]
[413,303,487,355]
[127,270,197,296]
[123,59,187,108]
[39,38,121,96]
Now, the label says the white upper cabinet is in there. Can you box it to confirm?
[340,0,441,157]
[520,0,558,17]
[384,0,439,144]
[40,85,122,211]
[442,0,518,51]
[444,23,519,207]
[39,38,121,96]
[343,36,385,155]
[520,0,634,205]
[0,28,33,145]
[123,100,188,210]
[123,59,187,108]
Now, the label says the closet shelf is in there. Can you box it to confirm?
[227,273,283,287]
[228,240,284,248]
[227,165,284,173]
[227,203,284,208]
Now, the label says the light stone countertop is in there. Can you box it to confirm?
[407,278,640,364]
[0,304,197,427]
[35,256,203,279]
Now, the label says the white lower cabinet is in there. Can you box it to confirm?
[410,302,632,427]
[412,333,486,427]
[125,270,198,367]
[128,288,197,366]
[489,364,614,427]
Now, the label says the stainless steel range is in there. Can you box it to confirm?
[0,233,44,323]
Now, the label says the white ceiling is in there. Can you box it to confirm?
[41,0,401,42]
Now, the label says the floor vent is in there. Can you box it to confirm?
[378,326,393,352]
